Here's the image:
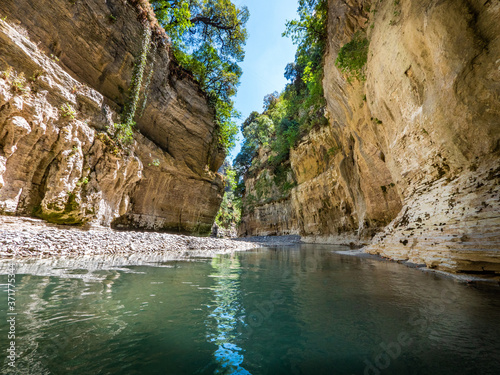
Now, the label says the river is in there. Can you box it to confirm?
[1,244,499,374]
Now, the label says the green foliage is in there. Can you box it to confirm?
[212,94,239,151]
[77,177,89,186]
[151,0,249,153]
[11,72,29,93]
[112,121,135,145]
[225,166,237,191]
[215,161,242,229]
[60,103,77,119]
[233,0,328,209]
[139,43,157,118]
[272,163,294,193]
[96,132,122,156]
[108,26,154,150]
[327,145,340,156]
[215,191,241,228]
[283,0,327,46]
[242,193,257,214]
[282,0,328,130]
[30,70,45,82]
[0,67,31,94]
[254,176,269,200]
[282,180,297,193]
[335,31,369,81]
[243,114,274,147]
[123,27,152,127]
[153,1,192,41]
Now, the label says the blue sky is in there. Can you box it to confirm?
[228,0,299,162]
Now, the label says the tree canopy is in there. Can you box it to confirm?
[233,0,328,202]
[151,0,249,152]
[206,0,330,230]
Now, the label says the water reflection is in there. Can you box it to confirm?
[0,247,499,374]
[207,254,251,374]
[0,252,205,283]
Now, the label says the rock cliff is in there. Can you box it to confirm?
[240,0,500,274]
[0,0,225,234]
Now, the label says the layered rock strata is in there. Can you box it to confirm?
[240,0,500,273]
[0,0,225,234]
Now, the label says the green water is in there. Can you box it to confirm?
[1,245,499,375]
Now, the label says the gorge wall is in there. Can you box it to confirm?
[0,0,225,234]
[239,0,500,274]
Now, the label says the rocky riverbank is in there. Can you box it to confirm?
[0,216,260,258]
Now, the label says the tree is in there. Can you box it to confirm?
[152,0,248,63]
[233,0,328,200]
[232,111,271,179]
[263,91,279,110]
[282,0,328,129]
[215,160,242,230]
[151,0,249,152]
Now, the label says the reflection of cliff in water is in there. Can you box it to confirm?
[207,254,251,374]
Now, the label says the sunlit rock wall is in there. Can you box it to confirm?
[353,0,500,273]
[0,0,225,234]
[240,0,500,273]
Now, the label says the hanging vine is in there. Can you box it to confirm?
[112,26,152,146]
[138,42,157,118]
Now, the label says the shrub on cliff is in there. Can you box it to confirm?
[335,31,369,82]
[234,0,328,193]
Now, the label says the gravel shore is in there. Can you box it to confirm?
[0,216,261,259]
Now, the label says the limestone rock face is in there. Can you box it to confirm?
[358,0,500,273]
[238,147,299,237]
[0,0,224,234]
[0,0,223,173]
[240,0,500,273]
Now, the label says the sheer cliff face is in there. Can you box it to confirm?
[356,0,500,272]
[0,0,225,234]
[240,0,500,273]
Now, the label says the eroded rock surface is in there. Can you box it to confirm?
[0,0,224,234]
[240,0,500,273]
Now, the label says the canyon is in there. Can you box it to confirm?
[0,0,499,275]
[0,2,499,373]
[239,0,500,274]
